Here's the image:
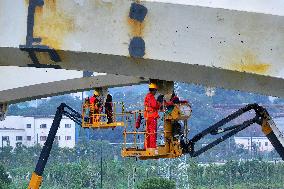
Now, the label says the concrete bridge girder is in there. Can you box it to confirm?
[0,73,147,120]
[0,1,284,97]
[0,74,147,105]
[0,66,84,91]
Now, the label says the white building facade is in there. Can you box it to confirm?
[0,116,76,148]
[234,136,274,152]
[234,116,284,152]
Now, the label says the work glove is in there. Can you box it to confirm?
[157,94,164,103]
[172,96,180,104]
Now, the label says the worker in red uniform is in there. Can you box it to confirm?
[89,90,101,123]
[144,83,164,149]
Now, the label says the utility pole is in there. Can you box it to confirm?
[100,139,103,189]
[132,166,136,189]
[250,131,253,159]
[146,168,149,178]
[228,137,231,155]
[169,165,172,180]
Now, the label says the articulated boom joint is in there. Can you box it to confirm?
[182,103,283,159]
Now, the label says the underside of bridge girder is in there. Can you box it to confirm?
[0,74,147,105]
[0,1,284,97]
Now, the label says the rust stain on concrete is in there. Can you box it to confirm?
[35,52,54,65]
[127,18,145,37]
[127,1,148,38]
[33,0,75,50]
[231,51,270,74]
[127,1,149,59]
[34,50,65,65]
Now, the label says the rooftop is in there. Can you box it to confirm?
[0,128,25,131]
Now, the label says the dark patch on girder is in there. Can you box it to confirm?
[129,37,145,58]
[83,71,93,77]
[128,3,147,58]
[20,0,62,69]
[20,45,62,69]
[129,3,148,22]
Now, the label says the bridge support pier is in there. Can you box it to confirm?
[0,103,8,121]
[154,80,174,101]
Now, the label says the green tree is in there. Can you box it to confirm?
[137,177,176,189]
[7,94,82,116]
[0,164,11,189]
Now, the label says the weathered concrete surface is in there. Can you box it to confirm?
[0,74,147,104]
[0,66,83,90]
[0,1,284,97]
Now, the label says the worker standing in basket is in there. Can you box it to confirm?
[105,94,113,124]
[89,90,101,124]
[166,91,183,138]
[144,83,164,150]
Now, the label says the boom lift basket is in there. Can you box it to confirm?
[82,100,125,129]
[121,102,192,159]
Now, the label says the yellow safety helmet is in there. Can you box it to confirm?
[93,90,99,96]
[149,83,158,89]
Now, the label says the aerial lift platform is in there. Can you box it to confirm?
[121,102,191,159]
[81,99,125,129]
[27,101,284,189]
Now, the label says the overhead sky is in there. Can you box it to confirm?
[151,0,284,16]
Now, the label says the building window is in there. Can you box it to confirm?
[26,124,32,128]
[16,136,23,141]
[40,136,47,141]
[2,136,9,141]
[27,136,31,141]
[65,136,71,140]
[55,136,60,141]
[40,124,47,128]
[265,142,268,146]
[65,124,71,128]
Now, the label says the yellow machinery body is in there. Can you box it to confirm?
[81,100,125,129]
[27,172,42,189]
[121,102,191,160]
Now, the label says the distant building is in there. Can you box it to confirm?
[0,116,75,148]
[234,116,284,152]
[234,136,274,152]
